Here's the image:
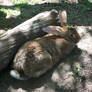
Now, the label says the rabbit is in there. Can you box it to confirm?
[10,10,81,80]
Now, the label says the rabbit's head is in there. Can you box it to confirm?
[42,10,80,44]
[65,26,81,43]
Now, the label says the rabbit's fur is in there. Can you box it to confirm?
[10,10,80,80]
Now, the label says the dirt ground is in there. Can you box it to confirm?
[0,1,92,92]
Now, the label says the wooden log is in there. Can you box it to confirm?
[0,9,58,71]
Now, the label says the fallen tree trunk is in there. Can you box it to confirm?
[0,9,58,71]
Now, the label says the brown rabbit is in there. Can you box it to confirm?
[10,11,80,80]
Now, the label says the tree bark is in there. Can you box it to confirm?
[0,9,58,71]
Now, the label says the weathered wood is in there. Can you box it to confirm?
[0,9,58,71]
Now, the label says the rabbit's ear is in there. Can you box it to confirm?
[59,10,67,32]
[42,26,60,35]
[59,10,67,26]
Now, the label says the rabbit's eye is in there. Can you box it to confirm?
[70,34,74,37]
[70,34,76,39]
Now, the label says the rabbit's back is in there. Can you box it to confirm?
[13,35,75,78]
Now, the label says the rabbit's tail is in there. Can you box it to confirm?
[10,70,27,80]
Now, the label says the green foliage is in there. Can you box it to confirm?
[0,8,20,17]
[30,9,40,17]
[75,63,81,72]
[15,7,20,11]
[68,64,82,79]
[32,0,39,5]
[79,0,92,8]
[0,0,2,2]
[13,0,29,5]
